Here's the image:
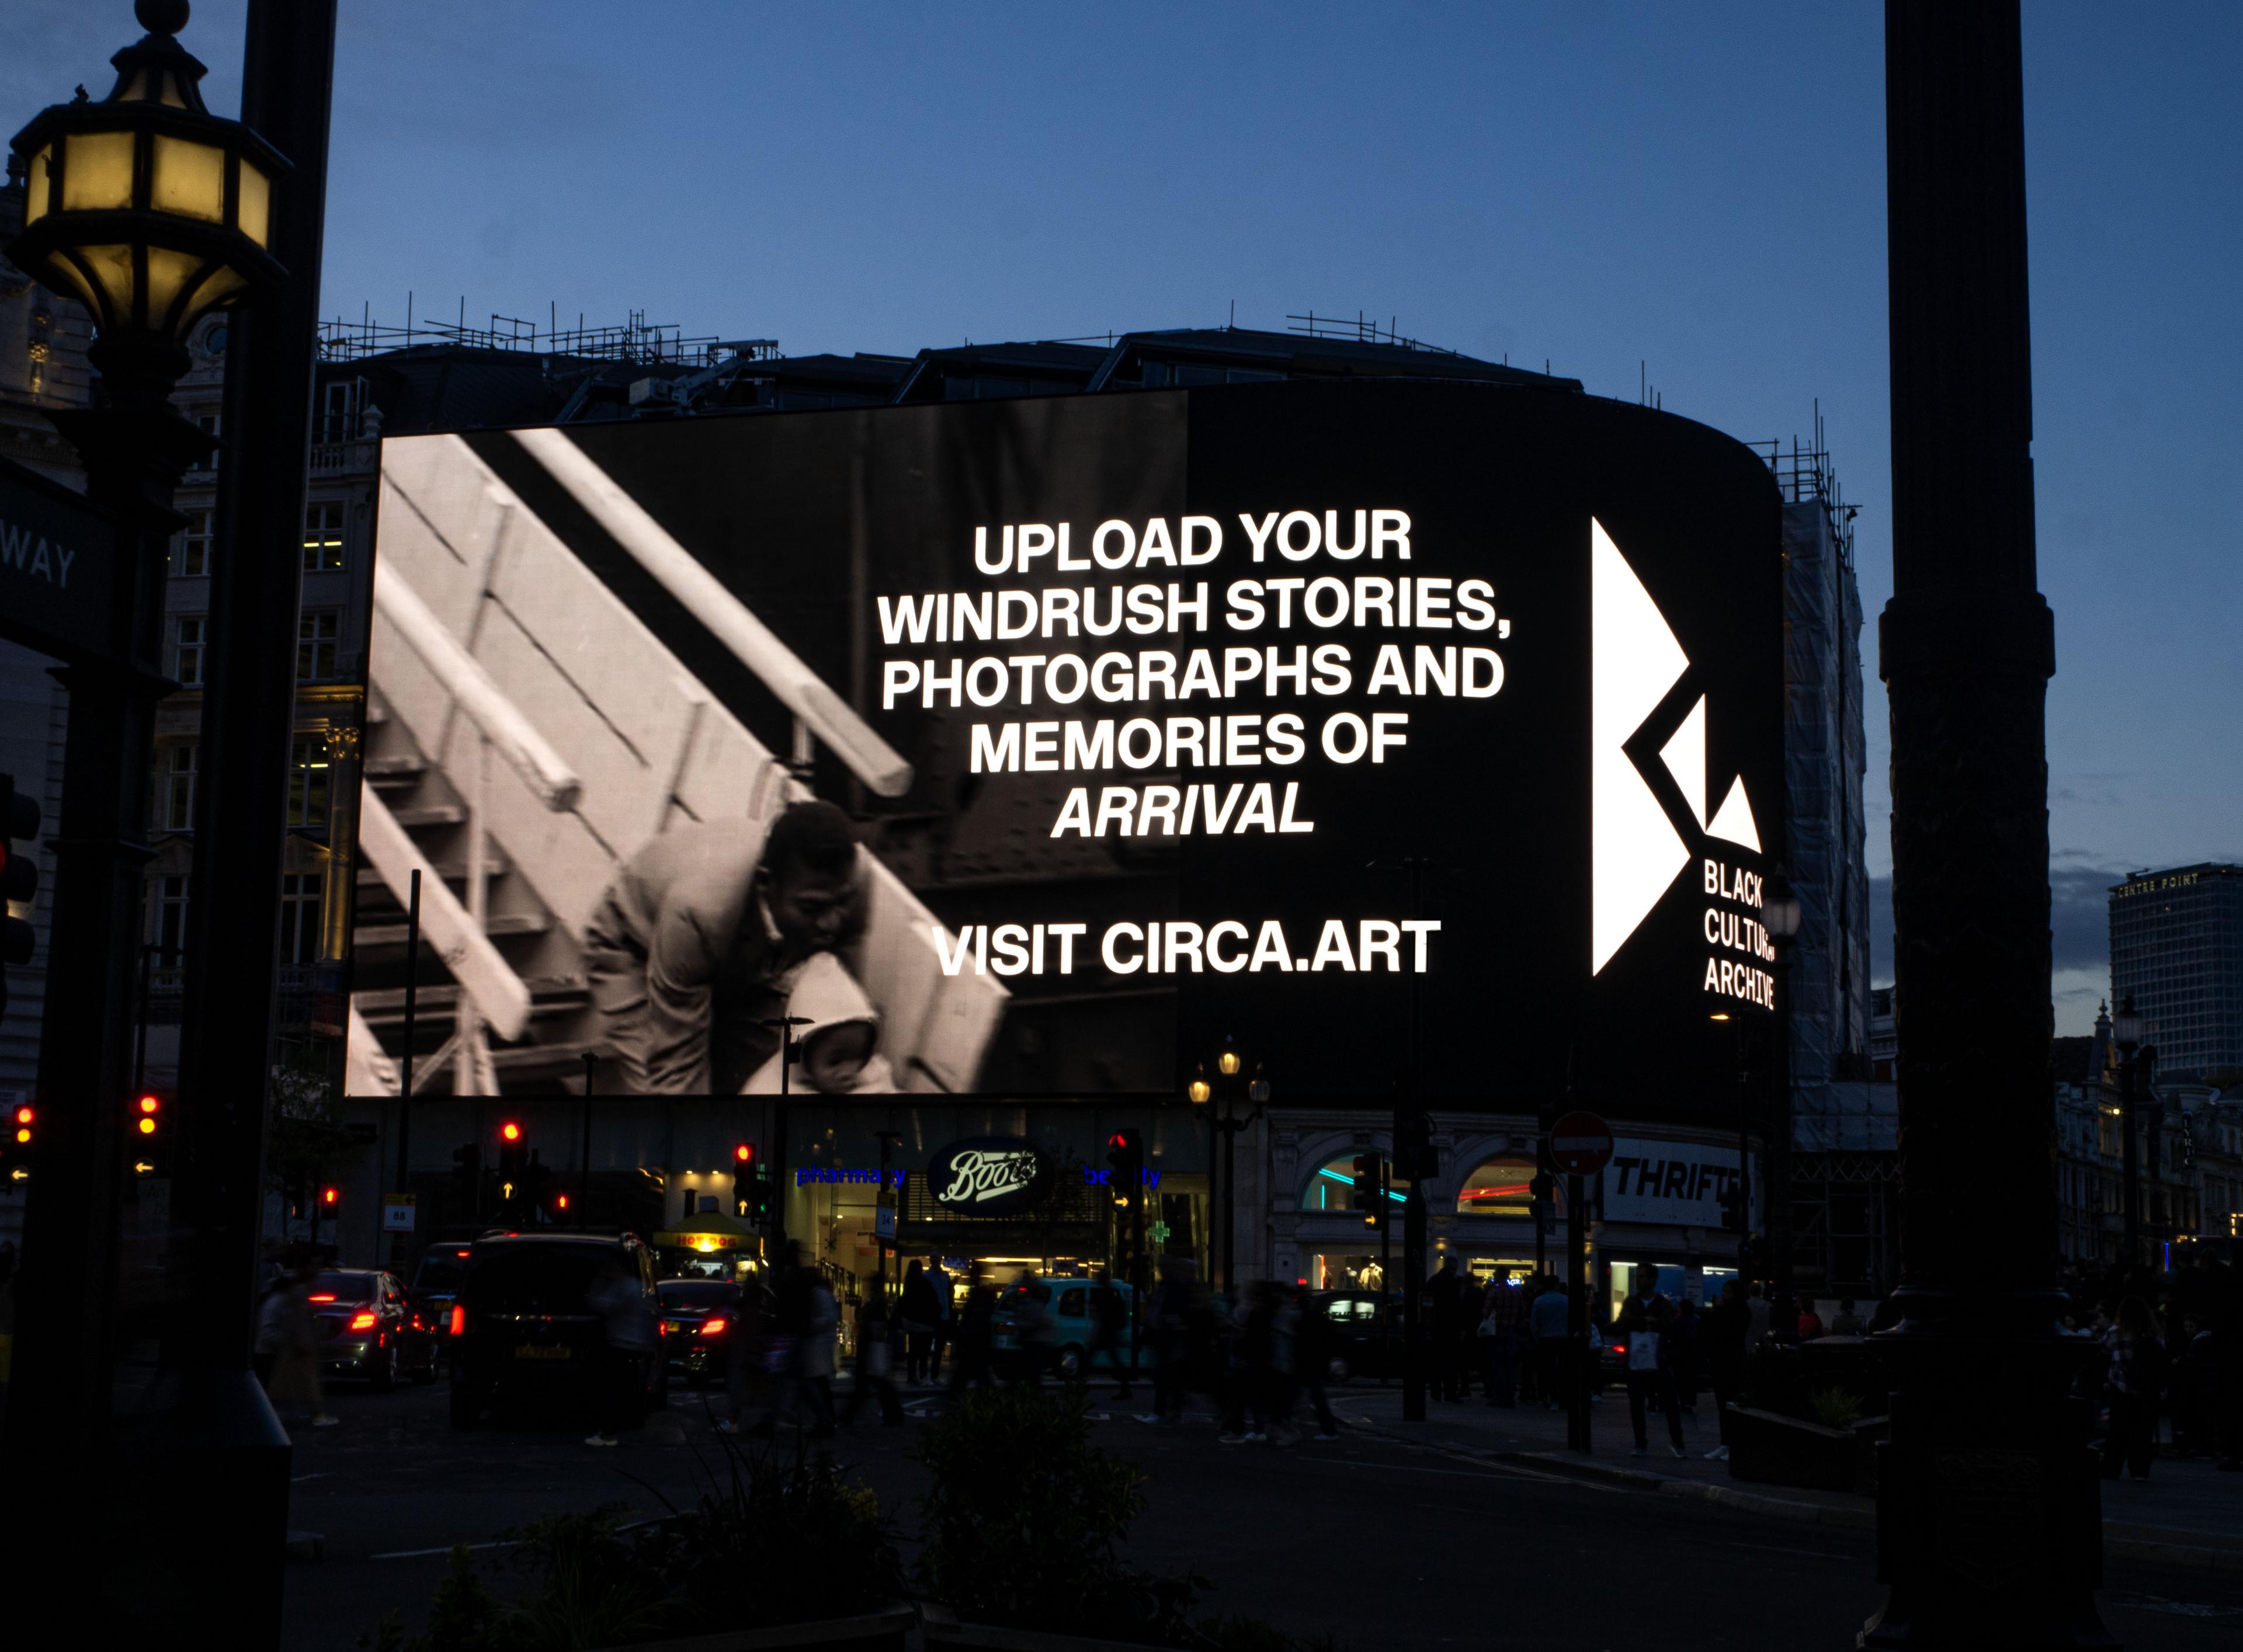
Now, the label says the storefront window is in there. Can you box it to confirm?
[1301,1154,1410,1213]
[1455,1157,1538,1217]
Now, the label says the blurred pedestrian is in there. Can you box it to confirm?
[842,1283,902,1426]
[2101,1296,2167,1480]
[1830,1296,1864,1337]
[262,1254,337,1429]
[1530,1275,1570,1411]
[1140,1257,1192,1424]
[1617,1274,1685,1458]
[801,1271,839,1438]
[584,1254,657,1448]
[901,1260,940,1385]
[1087,1267,1133,1399]
[1478,1277,1520,1407]
[1291,1284,1340,1439]
[1797,1300,1827,1340]
[949,1264,997,1393]
[721,1268,771,1434]
[1428,1256,1463,1401]
[1700,1278,1748,1460]
[926,1258,953,1382]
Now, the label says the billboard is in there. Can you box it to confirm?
[354,380,1780,1112]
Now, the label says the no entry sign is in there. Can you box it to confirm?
[1548,1111,1615,1176]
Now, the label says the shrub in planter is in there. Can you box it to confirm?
[914,1385,1203,1646]
[362,1436,905,1651]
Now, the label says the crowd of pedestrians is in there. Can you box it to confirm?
[2061,1251,2243,1477]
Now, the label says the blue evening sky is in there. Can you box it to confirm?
[11,2,2238,1033]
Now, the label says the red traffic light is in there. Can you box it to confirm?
[555,1192,570,1211]
[733,1142,755,1165]
[12,1103,30,1145]
[500,1121,522,1143]
[320,1186,339,1206]
[1107,1132,1127,1150]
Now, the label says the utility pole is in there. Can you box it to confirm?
[391,868,420,1264]
[1863,5,2109,1644]
[1565,1171,1589,1453]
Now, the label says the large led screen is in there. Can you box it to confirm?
[353,381,1781,1112]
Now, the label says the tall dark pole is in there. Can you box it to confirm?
[1565,1171,1589,1453]
[1221,1094,1236,1295]
[391,868,419,1263]
[1864,6,2109,1645]
[579,1050,594,1226]
[1399,857,1428,1423]
[2117,1046,2142,1268]
[161,6,336,1646]
[2,334,209,1625]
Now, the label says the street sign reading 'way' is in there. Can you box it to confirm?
[0,457,120,666]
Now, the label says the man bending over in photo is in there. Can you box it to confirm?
[582,799,869,1093]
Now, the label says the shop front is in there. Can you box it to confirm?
[1588,1133,1757,1323]
[782,1100,1209,1306]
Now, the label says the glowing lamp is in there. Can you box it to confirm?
[6,2,289,352]
[1186,1067,1211,1107]
[500,1121,522,1143]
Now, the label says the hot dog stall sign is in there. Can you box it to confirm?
[928,1136,1055,1216]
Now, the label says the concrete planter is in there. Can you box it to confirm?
[1724,1403,1859,1493]
[605,1605,918,1652]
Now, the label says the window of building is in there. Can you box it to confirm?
[175,615,207,686]
[1455,1157,1540,1217]
[286,739,330,829]
[161,742,197,831]
[279,872,321,965]
[1302,1154,1410,1214]
[321,378,366,443]
[172,508,213,577]
[301,502,345,572]
[195,411,221,471]
[151,874,189,958]
[296,610,339,681]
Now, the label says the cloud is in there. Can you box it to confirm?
[1867,859,2123,986]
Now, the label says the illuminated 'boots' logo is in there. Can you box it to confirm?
[1591,519,1759,974]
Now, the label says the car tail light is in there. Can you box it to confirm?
[308,1293,336,1303]
[349,1312,379,1331]
[699,1317,728,1336]
[449,1304,466,1335]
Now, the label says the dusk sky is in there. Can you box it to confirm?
[11,2,2238,1034]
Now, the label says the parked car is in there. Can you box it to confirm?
[447,1232,665,1430]
[408,1245,476,1345]
[1045,1279,1141,1378]
[1310,1290,1397,1381]
[657,1278,742,1386]
[309,1269,438,1389]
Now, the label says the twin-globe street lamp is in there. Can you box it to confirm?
[1188,1038,1269,1296]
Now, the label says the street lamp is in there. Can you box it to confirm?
[9,1,287,402]
[1,7,296,1640]
[1188,1041,1268,1295]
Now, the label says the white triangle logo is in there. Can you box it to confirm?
[1706,775,1761,853]
[1591,520,1762,975]
[1592,519,1690,973]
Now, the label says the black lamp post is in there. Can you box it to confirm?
[1759,865,1803,1332]
[1188,1038,1268,1295]
[1,2,289,1634]
[2112,994,2153,1272]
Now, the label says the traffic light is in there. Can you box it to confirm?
[0,773,40,1018]
[132,1092,169,1175]
[2,1103,33,1181]
[523,1150,553,1221]
[1353,1152,1385,1230]
[734,1142,756,1168]
[1106,1129,1143,1211]
[744,1162,775,1226]
[320,1184,340,1219]
[1394,1110,1438,1181]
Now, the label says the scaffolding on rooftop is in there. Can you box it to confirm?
[317,302,775,370]
[1747,406,1856,571]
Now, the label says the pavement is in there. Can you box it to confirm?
[266,1372,2243,1652]
[1330,1378,2243,1573]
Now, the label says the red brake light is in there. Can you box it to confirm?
[699,1316,728,1335]
[449,1304,466,1335]
[349,1312,379,1331]
[308,1293,336,1302]
[455,1249,470,1258]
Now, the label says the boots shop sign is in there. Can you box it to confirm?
[928,1137,1054,1216]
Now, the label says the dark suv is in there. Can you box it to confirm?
[447,1233,665,1429]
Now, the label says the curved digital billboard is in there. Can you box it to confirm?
[356,379,1780,1117]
